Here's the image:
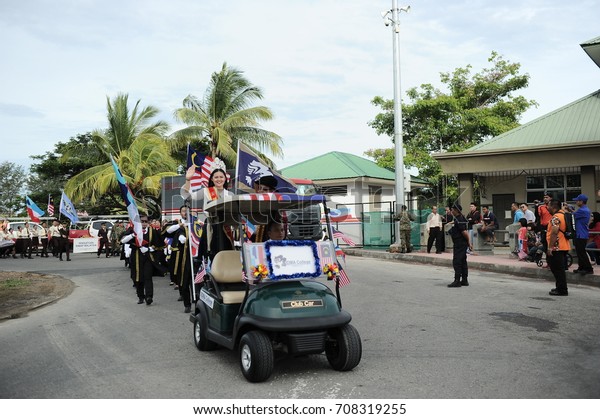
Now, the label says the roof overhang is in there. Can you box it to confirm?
[581,36,600,69]
[433,142,600,174]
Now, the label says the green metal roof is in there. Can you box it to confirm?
[467,89,600,152]
[281,151,395,181]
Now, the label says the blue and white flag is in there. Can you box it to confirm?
[110,155,144,247]
[59,192,79,224]
[236,142,296,193]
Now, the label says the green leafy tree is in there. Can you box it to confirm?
[367,52,537,200]
[63,94,177,212]
[0,162,26,217]
[170,62,283,166]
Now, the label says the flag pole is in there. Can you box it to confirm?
[234,140,241,194]
[187,206,197,303]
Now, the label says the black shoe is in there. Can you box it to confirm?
[447,281,462,288]
[66,258,71,261]
[137,298,144,304]
[59,257,63,261]
[460,279,469,286]
[549,289,568,296]
[177,296,183,302]
[184,306,191,313]
[436,251,442,254]
[146,298,153,305]
[97,255,100,258]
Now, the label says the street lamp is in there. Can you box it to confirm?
[382,1,410,252]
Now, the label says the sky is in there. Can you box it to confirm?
[0,0,598,174]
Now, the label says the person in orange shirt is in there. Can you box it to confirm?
[537,192,553,252]
[546,199,571,296]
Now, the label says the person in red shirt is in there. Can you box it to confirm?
[537,192,553,252]
[586,211,600,264]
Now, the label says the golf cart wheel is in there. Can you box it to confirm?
[239,330,274,383]
[536,259,543,267]
[326,324,362,371]
[193,314,217,351]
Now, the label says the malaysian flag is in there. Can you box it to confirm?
[187,144,214,192]
[320,242,350,287]
[332,226,356,246]
[47,195,55,217]
[189,215,203,257]
[194,259,206,284]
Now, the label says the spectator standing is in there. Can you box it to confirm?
[394,205,414,253]
[512,202,525,224]
[537,192,553,251]
[447,204,472,288]
[572,194,593,275]
[586,212,600,265]
[521,203,536,225]
[546,199,570,296]
[426,206,443,254]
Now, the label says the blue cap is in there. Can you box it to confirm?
[574,194,588,202]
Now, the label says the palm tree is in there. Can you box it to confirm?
[171,62,283,165]
[64,94,177,208]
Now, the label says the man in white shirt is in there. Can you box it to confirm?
[521,203,536,225]
[426,206,443,254]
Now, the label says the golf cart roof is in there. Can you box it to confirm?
[204,193,327,224]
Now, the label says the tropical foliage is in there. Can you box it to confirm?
[367,52,537,201]
[171,62,283,166]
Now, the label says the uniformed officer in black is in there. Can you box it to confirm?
[448,204,473,288]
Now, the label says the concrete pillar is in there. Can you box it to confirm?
[457,173,474,209]
[581,165,596,211]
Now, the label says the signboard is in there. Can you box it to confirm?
[265,240,320,280]
[73,237,98,254]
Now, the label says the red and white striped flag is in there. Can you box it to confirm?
[332,227,356,246]
[194,260,206,284]
[47,195,55,217]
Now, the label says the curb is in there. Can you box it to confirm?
[344,248,600,288]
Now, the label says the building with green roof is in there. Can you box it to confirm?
[433,36,600,228]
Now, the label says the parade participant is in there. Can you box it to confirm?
[39,221,49,257]
[97,223,110,258]
[20,222,33,259]
[0,222,17,258]
[546,199,570,296]
[447,204,473,288]
[121,216,162,305]
[253,175,278,193]
[57,220,71,261]
[181,166,232,204]
[49,220,61,257]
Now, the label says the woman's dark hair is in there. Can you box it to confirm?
[590,211,600,229]
[519,218,527,227]
[207,168,228,189]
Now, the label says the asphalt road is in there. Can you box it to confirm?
[1,253,599,399]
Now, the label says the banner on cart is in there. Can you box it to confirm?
[73,238,98,253]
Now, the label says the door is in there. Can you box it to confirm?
[492,194,515,231]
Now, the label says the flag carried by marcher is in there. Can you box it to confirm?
[25,196,44,223]
[59,192,79,224]
[332,226,356,246]
[47,195,54,216]
[235,142,296,192]
[187,144,215,192]
[189,214,204,257]
[109,155,143,247]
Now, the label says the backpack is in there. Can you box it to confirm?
[561,211,576,240]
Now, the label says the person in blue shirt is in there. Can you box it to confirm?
[573,194,593,274]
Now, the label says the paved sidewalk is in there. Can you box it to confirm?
[344,247,600,288]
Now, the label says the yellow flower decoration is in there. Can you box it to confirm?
[251,264,269,282]
[323,263,339,280]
